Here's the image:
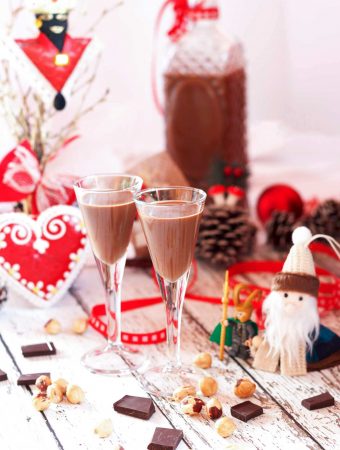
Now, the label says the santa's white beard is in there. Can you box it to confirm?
[263,291,320,364]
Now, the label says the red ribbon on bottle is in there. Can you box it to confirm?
[0,138,79,213]
[89,245,340,344]
[164,0,219,41]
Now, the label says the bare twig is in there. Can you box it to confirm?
[6,2,24,34]
[71,53,102,96]
[42,87,109,168]
[84,1,124,35]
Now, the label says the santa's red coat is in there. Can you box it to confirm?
[15,33,91,92]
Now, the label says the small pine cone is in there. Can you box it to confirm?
[303,199,340,239]
[266,210,296,251]
[196,205,256,266]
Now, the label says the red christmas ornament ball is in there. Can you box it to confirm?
[257,184,304,224]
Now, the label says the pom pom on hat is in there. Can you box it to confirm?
[292,226,313,246]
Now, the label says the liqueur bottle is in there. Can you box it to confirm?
[164,0,248,191]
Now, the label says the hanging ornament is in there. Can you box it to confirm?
[3,0,100,111]
[0,205,89,307]
[252,227,340,375]
[257,184,304,224]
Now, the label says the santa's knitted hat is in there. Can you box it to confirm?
[272,226,320,297]
[26,0,77,13]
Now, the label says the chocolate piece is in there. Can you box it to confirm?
[301,392,335,410]
[21,342,56,357]
[147,427,183,450]
[113,395,155,420]
[17,372,50,386]
[230,401,263,422]
[0,369,8,382]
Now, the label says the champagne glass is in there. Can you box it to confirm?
[134,186,206,396]
[74,174,143,375]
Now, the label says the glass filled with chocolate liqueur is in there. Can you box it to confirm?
[134,186,206,396]
[74,174,143,375]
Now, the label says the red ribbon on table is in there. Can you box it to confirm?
[0,138,78,213]
[89,245,340,344]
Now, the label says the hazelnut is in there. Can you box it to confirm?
[35,375,52,392]
[44,318,61,335]
[53,378,68,395]
[206,397,223,420]
[173,385,196,402]
[72,317,88,334]
[94,418,113,438]
[234,378,256,399]
[215,417,236,438]
[32,393,50,411]
[47,383,64,403]
[199,376,218,397]
[193,352,212,369]
[66,384,85,404]
[181,396,205,415]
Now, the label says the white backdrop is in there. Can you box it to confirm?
[0,0,339,200]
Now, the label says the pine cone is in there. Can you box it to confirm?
[303,199,340,239]
[266,210,296,251]
[196,205,256,266]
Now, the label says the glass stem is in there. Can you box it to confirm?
[96,255,126,347]
[156,271,190,367]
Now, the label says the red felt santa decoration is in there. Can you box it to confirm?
[8,0,99,110]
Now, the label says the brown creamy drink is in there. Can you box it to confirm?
[79,191,136,265]
[139,201,202,282]
[165,69,247,190]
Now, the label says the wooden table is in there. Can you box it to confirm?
[0,259,339,450]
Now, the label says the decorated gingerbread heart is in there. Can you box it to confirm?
[0,205,89,307]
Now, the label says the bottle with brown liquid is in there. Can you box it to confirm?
[164,0,248,191]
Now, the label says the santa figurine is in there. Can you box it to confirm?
[13,0,96,110]
[252,226,340,376]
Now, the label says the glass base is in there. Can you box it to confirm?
[81,343,146,376]
[138,362,201,398]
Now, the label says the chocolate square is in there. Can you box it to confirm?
[147,427,183,450]
[21,342,56,358]
[0,369,8,382]
[17,372,50,386]
[302,392,335,410]
[231,401,263,422]
[113,395,155,420]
